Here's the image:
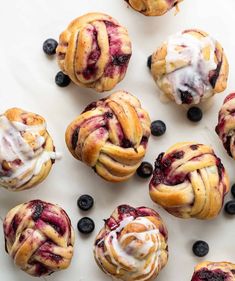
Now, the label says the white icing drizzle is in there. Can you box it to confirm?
[0,115,60,190]
[164,31,217,104]
[96,216,162,281]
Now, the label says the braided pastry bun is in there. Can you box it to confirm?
[3,200,74,276]
[149,29,229,105]
[0,108,60,191]
[65,91,151,182]
[125,0,183,16]
[149,142,229,219]
[56,13,132,92]
[191,261,235,281]
[216,93,235,159]
[94,204,168,281]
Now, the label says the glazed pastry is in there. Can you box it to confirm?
[125,0,183,16]
[191,261,235,281]
[56,13,132,92]
[0,108,60,191]
[149,142,229,219]
[149,29,229,105]
[94,204,168,281]
[216,93,235,159]
[3,200,74,277]
[65,91,151,182]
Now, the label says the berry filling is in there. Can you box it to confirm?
[81,29,101,80]
[104,21,131,78]
[34,262,50,276]
[192,269,228,281]
[32,202,44,221]
[179,90,194,104]
[72,129,79,150]
[151,148,225,189]
[209,60,222,88]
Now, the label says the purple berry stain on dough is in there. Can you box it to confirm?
[112,54,131,66]
[192,269,228,281]
[32,202,44,221]
[121,138,133,148]
[179,90,193,104]
[190,144,199,150]
[151,151,187,186]
[72,129,79,150]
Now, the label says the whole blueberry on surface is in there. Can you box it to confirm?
[137,162,153,178]
[147,55,152,69]
[231,184,235,198]
[187,107,203,122]
[77,217,95,234]
[192,240,209,257]
[77,195,94,211]
[43,38,58,56]
[224,201,235,215]
[55,71,71,87]
[151,120,166,136]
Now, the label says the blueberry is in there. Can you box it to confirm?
[224,200,235,215]
[43,39,58,56]
[137,162,153,178]
[151,120,166,136]
[192,240,209,257]
[147,55,152,69]
[180,90,193,104]
[77,195,94,211]
[55,71,71,87]
[77,217,95,234]
[231,184,235,198]
[187,107,203,122]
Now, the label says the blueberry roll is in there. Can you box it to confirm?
[65,91,151,182]
[94,205,168,281]
[216,93,235,159]
[149,142,229,219]
[3,200,74,276]
[191,261,235,281]
[149,29,229,105]
[56,13,132,92]
[0,108,60,191]
[125,0,183,16]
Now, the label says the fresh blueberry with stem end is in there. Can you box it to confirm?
[224,201,235,215]
[43,39,58,56]
[77,195,94,211]
[77,217,95,234]
[55,71,71,87]
[151,120,166,137]
[187,107,203,122]
[147,55,152,69]
[231,184,235,198]
[192,241,209,257]
[137,162,153,178]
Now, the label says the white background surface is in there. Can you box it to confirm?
[0,0,234,280]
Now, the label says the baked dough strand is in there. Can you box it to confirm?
[65,91,151,182]
[149,142,229,219]
[3,200,74,276]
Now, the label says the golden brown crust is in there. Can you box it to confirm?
[149,142,229,219]
[216,93,235,159]
[150,29,229,105]
[94,205,168,281]
[192,261,235,281]
[3,200,74,276]
[0,108,56,191]
[56,13,132,92]
[126,0,183,16]
[65,91,150,182]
